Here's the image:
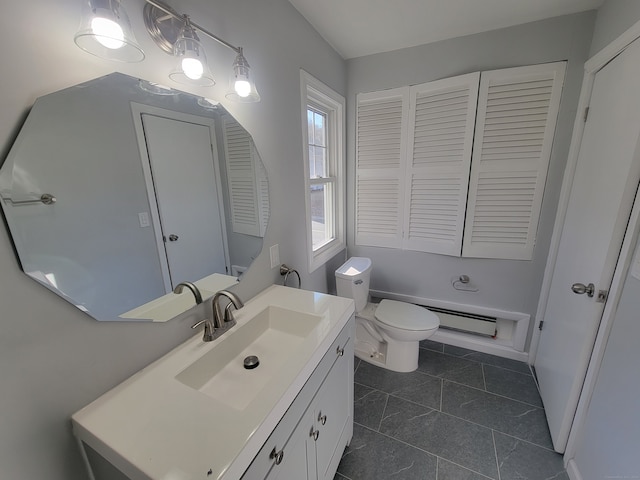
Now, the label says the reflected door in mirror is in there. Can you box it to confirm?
[139,111,229,290]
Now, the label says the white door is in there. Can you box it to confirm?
[141,114,228,288]
[535,38,640,452]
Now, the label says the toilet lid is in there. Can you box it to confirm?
[375,299,440,331]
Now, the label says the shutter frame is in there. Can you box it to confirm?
[403,72,480,256]
[355,87,409,248]
[463,62,566,260]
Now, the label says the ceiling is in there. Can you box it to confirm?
[287,0,604,59]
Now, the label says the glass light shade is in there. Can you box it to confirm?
[168,21,214,87]
[74,0,144,62]
[226,50,260,103]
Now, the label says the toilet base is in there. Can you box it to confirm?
[354,317,422,372]
[355,339,421,373]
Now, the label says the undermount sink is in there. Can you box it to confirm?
[175,306,323,410]
[120,288,215,321]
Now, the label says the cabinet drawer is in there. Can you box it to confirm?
[241,318,353,479]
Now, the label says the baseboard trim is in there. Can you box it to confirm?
[566,459,583,480]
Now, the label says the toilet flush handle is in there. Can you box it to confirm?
[354,279,363,285]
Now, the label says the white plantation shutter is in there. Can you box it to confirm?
[463,62,566,259]
[222,116,261,237]
[255,154,269,237]
[355,88,409,248]
[403,72,480,255]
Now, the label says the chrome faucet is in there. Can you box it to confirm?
[212,290,244,328]
[173,282,203,304]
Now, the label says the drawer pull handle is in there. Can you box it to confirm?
[336,346,344,356]
[318,412,327,425]
[310,426,320,441]
[270,447,284,465]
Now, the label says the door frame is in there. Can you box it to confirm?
[130,103,230,293]
[528,19,640,464]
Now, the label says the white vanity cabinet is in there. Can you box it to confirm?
[72,286,355,480]
[242,318,354,480]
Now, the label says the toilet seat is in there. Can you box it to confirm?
[374,299,440,331]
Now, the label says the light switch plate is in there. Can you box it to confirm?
[270,244,280,268]
[138,212,150,228]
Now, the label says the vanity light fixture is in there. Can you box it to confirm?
[226,48,261,103]
[143,0,261,101]
[74,0,261,101]
[168,16,215,87]
[74,0,145,62]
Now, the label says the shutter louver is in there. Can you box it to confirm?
[463,62,566,259]
[404,73,480,255]
[356,88,409,248]
[223,117,260,237]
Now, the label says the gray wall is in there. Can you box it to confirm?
[570,1,640,476]
[589,0,640,54]
[0,0,345,478]
[345,13,596,347]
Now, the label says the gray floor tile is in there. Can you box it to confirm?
[333,474,349,480]
[494,431,568,480]
[355,361,442,410]
[442,381,553,449]
[379,396,498,478]
[443,344,480,357]
[417,349,485,389]
[336,423,437,480]
[354,357,361,372]
[484,365,543,407]
[354,383,388,430]
[437,458,495,480]
[419,339,444,352]
[459,351,532,375]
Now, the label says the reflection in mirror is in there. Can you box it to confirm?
[0,73,269,321]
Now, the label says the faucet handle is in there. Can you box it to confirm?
[224,303,238,324]
[191,319,207,330]
[191,319,216,342]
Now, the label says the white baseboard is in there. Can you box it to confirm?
[431,329,529,362]
[566,459,583,480]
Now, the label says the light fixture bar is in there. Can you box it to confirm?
[144,0,241,54]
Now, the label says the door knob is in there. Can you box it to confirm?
[571,282,595,297]
[168,234,179,242]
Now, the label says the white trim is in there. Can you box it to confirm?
[565,459,583,480]
[130,103,231,291]
[300,70,346,273]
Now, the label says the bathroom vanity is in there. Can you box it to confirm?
[72,285,355,480]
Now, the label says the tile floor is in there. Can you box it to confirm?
[333,340,568,480]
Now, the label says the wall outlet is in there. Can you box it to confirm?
[270,244,280,268]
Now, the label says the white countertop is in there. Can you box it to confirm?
[72,285,354,480]
[119,273,239,322]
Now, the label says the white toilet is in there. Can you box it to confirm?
[335,257,440,373]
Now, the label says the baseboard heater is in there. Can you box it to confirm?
[426,306,497,338]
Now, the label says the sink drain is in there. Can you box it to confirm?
[243,355,260,369]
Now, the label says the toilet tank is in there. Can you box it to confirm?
[335,257,372,313]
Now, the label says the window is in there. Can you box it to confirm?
[301,71,345,272]
[356,62,566,260]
